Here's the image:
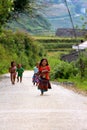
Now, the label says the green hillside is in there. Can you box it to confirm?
[7,13,51,35]
[45,1,87,31]
[6,0,87,35]
[0,30,45,74]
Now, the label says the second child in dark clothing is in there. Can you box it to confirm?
[16,64,24,83]
[32,62,39,86]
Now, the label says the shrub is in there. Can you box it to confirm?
[0,30,45,74]
[51,61,78,80]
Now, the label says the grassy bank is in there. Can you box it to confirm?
[34,36,87,92]
[57,77,87,91]
[47,51,87,92]
[0,30,45,74]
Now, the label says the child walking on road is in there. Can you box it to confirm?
[32,62,39,86]
[9,61,17,85]
[16,64,24,83]
[38,58,51,95]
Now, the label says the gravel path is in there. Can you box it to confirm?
[0,71,87,130]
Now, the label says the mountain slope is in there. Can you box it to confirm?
[44,0,87,30]
[7,0,87,35]
[7,13,51,35]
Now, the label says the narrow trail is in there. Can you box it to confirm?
[0,71,87,130]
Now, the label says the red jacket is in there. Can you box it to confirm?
[39,65,50,80]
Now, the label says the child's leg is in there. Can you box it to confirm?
[13,74,16,84]
[10,73,13,82]
[32,74,35,85]
[36,76,39,86]
[12,74,15,84]
[40,89,44,95]
[20,77,22,82]
[17,76,19,82]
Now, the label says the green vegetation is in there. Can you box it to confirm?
[35,36,84,51]
[0,0,87,93]
[35,36,87,92]
[0,30,45,74]
[47,51,87,91]
[6,0,52,35]
[7,13,51,35]
[0,0,13,30]
[0,0,51,35]
[0,32,87,91]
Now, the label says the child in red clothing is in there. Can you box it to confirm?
[38,58,51,95]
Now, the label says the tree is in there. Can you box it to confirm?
[0,0,13,30]
[13,0,41,14]
[0,0,39,30]
[14,0,30,12]
[0,0,51,33]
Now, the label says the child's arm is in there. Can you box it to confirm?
[22,68,24,73]
[42,66,50,73]
[42,70,49,73]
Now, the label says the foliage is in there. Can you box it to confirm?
[0,30,45,74]
[35,36,84,51]
[14,0,30,12]
[76,52,87,78]
[0,44,11,74]
[47,43,87,91]
[13,0,43,13]
[0,0,13,30]
[46,45,87,90]
[0,0,51,35]
[50,61,78,80]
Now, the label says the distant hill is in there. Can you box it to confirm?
[7,0,87,35]
[43,0,87,31]
[7,13,51,35]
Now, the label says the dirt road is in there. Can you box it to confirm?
[0,71,87,130]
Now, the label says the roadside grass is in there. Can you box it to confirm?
[47,52,61,68]
[47,51,87,92]
[35,35,87,93]
[58,77,87,91]
[70,78,87,91]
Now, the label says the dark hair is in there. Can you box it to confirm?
[39,58,49,66]
[11,61,15,66]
